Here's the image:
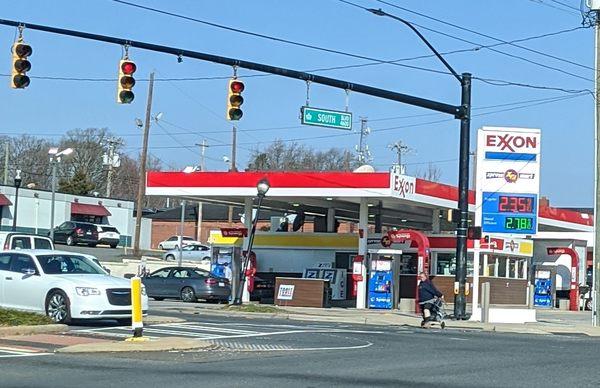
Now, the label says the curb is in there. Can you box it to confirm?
[144,315,186,325]
[56,337,215,353]
[0,324,68,337]
[183,308,600,337]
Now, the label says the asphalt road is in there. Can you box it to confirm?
[2,312,600,388]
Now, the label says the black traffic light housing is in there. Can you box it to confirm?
[117,59,136,104]
[11,41,32,89]
[467,226,481,240]
[227,78,244,120]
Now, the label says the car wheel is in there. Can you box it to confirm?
[152,297,165,301]
[45,290,71,324]
[158,244,164,250]
[181,287,197,303]
[586,299,593,311]
[116,318,131,326]
[110,244,118,249]
[66,236,75,246]
[88,243,97,247]
[166,254,175,261]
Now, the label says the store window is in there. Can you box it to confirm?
[399,253,417,274]
[435,253,474,276]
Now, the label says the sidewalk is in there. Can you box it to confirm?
[177,303,600,337]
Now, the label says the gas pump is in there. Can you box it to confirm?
[533,266,556,308]
[244,251,257,293]
[367,249,402,309]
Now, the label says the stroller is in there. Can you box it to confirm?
[421,298,447,329]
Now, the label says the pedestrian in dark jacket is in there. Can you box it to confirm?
[418,272,443,327]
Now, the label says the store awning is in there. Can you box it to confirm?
[71,202,111,217]
[0,194,12,206]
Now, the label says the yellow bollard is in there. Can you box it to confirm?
[125,276,148,342]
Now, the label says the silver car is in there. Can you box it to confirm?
[162,244,212,262]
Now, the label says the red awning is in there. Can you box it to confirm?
[71,202,111,217]
[0,194,12,206]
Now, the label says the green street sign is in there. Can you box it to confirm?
[301,106,352,130]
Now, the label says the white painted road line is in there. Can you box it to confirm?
[0,348,52,358]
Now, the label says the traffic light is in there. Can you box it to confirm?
[10,41,32,89]
[117,59,136,104]
[226,78,244,120]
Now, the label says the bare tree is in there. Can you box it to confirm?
[416,163,443,182]
[247,140,359,171]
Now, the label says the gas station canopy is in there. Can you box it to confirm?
[146,171,592,233]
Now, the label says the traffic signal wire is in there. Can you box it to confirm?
[340,0,592,82]
[114,0,592,82]
[373,0,593,72]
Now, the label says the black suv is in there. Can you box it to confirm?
[51,221,99,247]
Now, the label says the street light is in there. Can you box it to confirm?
[11,170,22,231]
[49,147,74,240]
[368,8,472,320]
[233,178,270,305]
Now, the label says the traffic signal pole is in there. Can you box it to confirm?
[0,18,472,316]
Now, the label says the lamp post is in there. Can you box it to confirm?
[233,178,270,305]
[48,147,74,240]
[11,170,22,231]
[368,8,472,320]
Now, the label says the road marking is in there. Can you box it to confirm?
[0,347,52,358]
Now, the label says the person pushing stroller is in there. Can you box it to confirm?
[418,272,443,328]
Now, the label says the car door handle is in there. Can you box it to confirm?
[5,277,12,280]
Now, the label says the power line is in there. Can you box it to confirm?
[110,0,453,78]
[375,0,593,72]
[528,0,581,15]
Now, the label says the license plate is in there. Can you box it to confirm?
[219,282,225,287]
[86,231,92,235]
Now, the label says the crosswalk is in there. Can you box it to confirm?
[0,346,52,358]
[73,322,285,341]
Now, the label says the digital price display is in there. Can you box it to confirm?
[481,192,537,234]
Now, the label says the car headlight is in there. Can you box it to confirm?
[76,287,101,296]
[141,286,147,296]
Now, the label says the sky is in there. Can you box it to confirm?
[0,0,595,206]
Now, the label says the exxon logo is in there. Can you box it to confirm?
[486,134,538,152]
[392,175,415,198]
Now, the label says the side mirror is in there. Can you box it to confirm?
[21,268,37,277]
[103,266,111,274]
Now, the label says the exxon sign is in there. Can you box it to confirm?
[390,173,416,200]
[485,133,540,153]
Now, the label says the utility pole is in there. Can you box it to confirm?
[133,72,154,256]
[356,117,371,165]
[231,125,237,172]
[104,137,120,197]
[194,140,209,242]
[593,7,600,327]
[3,142,8,185]
[195,140,209,171]
[389,141,410,173]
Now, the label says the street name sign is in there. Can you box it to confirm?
[301,106,352,130]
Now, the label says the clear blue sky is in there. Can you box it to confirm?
[0,0,594,206]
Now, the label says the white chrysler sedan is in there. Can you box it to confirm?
[0,250,148,324]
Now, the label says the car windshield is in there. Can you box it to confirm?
[183,237,195,241]
[101,226,119,233]
[37,254,105,275]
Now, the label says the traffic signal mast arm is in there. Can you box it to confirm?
[0,18,462,118]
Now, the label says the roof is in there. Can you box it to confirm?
[71,202,111,217]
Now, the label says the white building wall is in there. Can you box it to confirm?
[0,185,136,247]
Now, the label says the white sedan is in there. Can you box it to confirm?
[0,250,148,324]
[157,235,200,250]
